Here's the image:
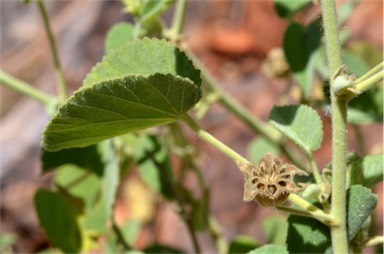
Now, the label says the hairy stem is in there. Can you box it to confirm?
[0,70,52,104]
[321,0,349,253]
[355,61,383,83]
[346,69,384,100]
[37,0,67,103]
[180,113,250,169]
[287,194,339,226]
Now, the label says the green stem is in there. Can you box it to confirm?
[307,153,324,189]
[169,0,188,41]
[0,70,52,104]
[287,194,339,226]
[365,235,384,246]
[180,113,250,169]
[355,61,383,83]
[185,50,304,169]
[346,69,383,100]
[37,0,67,103]
[321,0,349,253]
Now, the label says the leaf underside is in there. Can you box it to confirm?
[42,73,201,151]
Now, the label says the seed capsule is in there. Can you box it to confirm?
[243,153,308,207]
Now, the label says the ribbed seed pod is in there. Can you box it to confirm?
[243,153,308,207]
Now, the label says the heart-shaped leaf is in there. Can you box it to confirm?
[42,73,202,151]
[269,105,323,154]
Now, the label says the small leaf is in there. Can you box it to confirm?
[248,244,288,254]
[262,216,288,245]
[42,73,202,151]
[347,185,377,240]
[34,189,83,253]
[283,20,322,97]
[105,22,135,53]
[228,236,259,254]
[84,38,201,88]
[248,137,280,165]
[274,0,311,19]
[269,105,323,153]
[286,215,331,253]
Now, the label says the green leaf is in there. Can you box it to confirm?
[248,244,288,254]
[228,236,258,254]
[42,145,104,175]
[269,105,323,153]
[42,73,202,151]
[105,22,135,54]
[286,215,331,253]
[34,189,83,253]
[84,38,201,88]
[347,185,378,240]
[283,20,322,97]
[262,216,288,245]
[350,154,384,187]
[360,154,383,187]
[248,137,280,165]
[83,198,107,233]
[54,165,101,210]
[274,0,311,19]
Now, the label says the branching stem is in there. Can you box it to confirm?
[37,0,67,103]
[0,70,53,105]
[180,113,251,169]
[321,0,349,252]
[287,194,339,226]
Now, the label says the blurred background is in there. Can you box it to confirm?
[0,0,382,253]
